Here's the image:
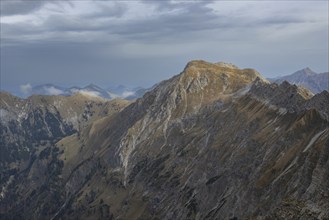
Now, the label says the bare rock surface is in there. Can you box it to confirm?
[1,60,328,220]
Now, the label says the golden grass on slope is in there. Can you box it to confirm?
[57,134,82,178]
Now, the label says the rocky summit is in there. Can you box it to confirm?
[1,60,328,220]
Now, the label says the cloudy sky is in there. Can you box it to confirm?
[1,0,328,94]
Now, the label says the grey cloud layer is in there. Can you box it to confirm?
[2,1,323,45]
[0,0,46,16]
[1,0,328,92]
[2,1,217,43]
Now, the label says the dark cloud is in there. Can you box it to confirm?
[0,0,46,16]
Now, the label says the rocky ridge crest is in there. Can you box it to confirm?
[1,60,328,219]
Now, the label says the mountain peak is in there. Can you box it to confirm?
[142,60,268,118]
[295,67,316,76]
[183,60,211,70]
[182,60,265,88]
[271,67,328,94]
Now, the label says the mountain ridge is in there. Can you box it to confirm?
[13,83,150,100]
[269,68,329,94]
[0,92,131,176]
[1,60,328,219]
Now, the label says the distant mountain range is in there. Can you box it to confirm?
[14,68,328,101]
[269,68,329,94]
[18,83,150,100]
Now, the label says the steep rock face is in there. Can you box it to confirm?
[250,80,329,120]
[303,90,329,120]
[1,60,328,220]
[249,79,313,113]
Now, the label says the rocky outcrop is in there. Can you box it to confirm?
[1,60,328,219]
